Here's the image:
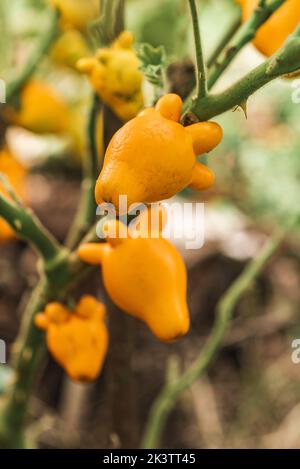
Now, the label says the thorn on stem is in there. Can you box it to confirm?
[13,219,22,231]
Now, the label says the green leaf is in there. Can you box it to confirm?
[137,43,167,87]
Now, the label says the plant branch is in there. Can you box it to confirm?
[141,226,291,449]
[65,95,100,249]
[207,0,286,89]
[183,23,300,122]
[87,95,101,180]
[183,11,241,113]
[66,0,124,249]
[0,221,101,448]
[0,193,62,264]
[6,8,59,103]
[0,0,125,448]
[0,281,48,448]
[207,13,241,68]
[188,0,207,98]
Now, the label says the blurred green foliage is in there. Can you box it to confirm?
[0,0,53,81]
[127,0,240,61]
[213,80,300,226]
[126,0,189,58]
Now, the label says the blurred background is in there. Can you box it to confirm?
[0,0,300,449]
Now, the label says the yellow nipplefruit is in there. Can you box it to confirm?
[35,296,108,382]
[238,0,300,56]
[51,29,91,70]
[77,31,144,121]
[13,80,70,134]
[51,0,100,33]
[78,209,190,342]
[0,149,27,243]
[95,93,222,212]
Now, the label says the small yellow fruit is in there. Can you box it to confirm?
[77,31,144,121]
[14,80,70,134]
[95,93,222,212]
[239,0,300,56]
[35,296,108,382]
[51,29,91,70]
[51,0,100,33]
[0,149,27,243]
[78,209,190,342]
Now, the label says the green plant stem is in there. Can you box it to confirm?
[183,0,291,122]
[106,0,125,43]
[207,0,286,89]
[87,95,101,179]
[183,11,241,113]
[0,223,99,448]
[206,13,241,68]
[141,226,290,449]
[188,0,207,98]
[0,194,61,264]
[66,0,124,250]
[0,0,124,448]
[183,23,300,122]
[95,0,125,46]
[65,95,100,249]
[0,282,48,449]
[6,8,59,102]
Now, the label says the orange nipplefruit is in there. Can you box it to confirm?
[239,0,300,56]
[95,93,222,213]
[78,209,190,342]
[35,296,108,382]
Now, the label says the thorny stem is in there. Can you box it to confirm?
[188,0,208,98]
[207,0,286,89]
[142,225,293,449]
[0,221,100,448]
[206,11,241,68]
[183,0,290,123]
[65,95,101,249]
[6,8,59,102]
[0,0,124,448]
[66,0,124,249]
[87,95,101,180]
[183,9,241,113]
[0,282,48,449]
[0,0,297,451]
[184,23,300,123]
[0,193,62,265]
